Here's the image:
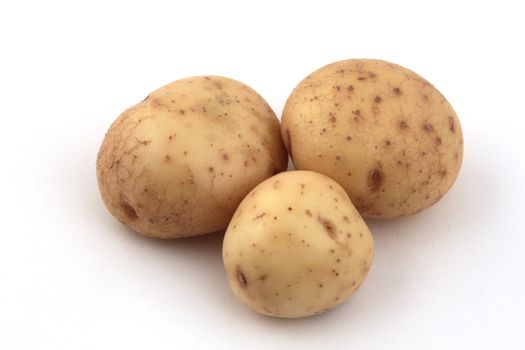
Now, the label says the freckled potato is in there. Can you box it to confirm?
[223,171,374,318]
[281,59,463,218]
[97,76,288,238]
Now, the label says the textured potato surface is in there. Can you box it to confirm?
[223,171,374,318]
[97,76,288,238]
[281,59,463,218]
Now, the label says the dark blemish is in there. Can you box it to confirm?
[440,169,448,178]
[347,233,351,238]
[347,172,352,176]
[179,109,185,115]
[329,113,337,123]
[352,109,361,116]
[336,258,341,263]
[288,207,293,211]
[121,201,137,220]
[223,154,229,161]
[374,95,382,103]
[183,151,187,156]
[360,232,364,238]
[346,135,352,141]
[237,268,248,289]
[368,168,385,192]
[454,153,459,161]
[368,71,376,78]
[422,94,430,102]
[347,85,354,92]
[385,140,391,146]
[273,216,277,220]
[336,155,341,161]
[397,160,402,166]
[244,160,249,167]
[254,212,266,220]
[317,215,336,239]
[423,123,434,132]
[421,151,427,156]
[357,76,367,81]
[352,281,356,286]
[336,85,341,91]
[393,87,402,95]
[319,283,324,288]
[448,116,456,133]
[399,120,408,129]
[435,137,442,146]
[305,210,312,217]
[343,216,349,223]
[165,154,171,161]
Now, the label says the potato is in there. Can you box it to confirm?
[223,170,374,318]
[281,59,463,218]
[97,76,288,238]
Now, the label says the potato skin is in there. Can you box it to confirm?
[223,171,374,318]
[97,76,288,238]
[281,59,463,218]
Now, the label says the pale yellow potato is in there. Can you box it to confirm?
[223,171,374,318]
[97,76,288,238]
[281,59,463,218]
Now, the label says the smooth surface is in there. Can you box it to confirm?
[1,0,524,349]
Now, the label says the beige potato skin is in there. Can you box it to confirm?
[281,59,463,218]
[97,76,288,238]
[223,171,374,318]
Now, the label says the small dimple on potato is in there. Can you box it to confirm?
[281,59,463,218]
[222,171,374,318]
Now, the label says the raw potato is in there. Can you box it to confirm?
[223,171,374,318]
[97,76,288,238]
[281,59,463,218]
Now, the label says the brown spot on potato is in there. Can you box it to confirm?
[347,85,354,92]
[368,168,385,192]
[305,209,312,217]
[357,76,367,81]
[399,120,408,129]
[179,109,185,115]
[435,137,442,146]
[317,215,337,239]
[346,135,352,141]
[165,154,171,161]
[423,123,434,132]
[368,71,376,78]
[448,116,456,133]
[121,201,138,220]
[222,154,229,161]
[374,95,382,103]
[343,216,349,222]
[335,85,341,91]
[254,212,266,220]
[288,207,293,211]
[393,87,402,95]
[237,268,248,289]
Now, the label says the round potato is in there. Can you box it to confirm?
[97,76,288,238]
[281,59,463,218]
[223,171,374,318]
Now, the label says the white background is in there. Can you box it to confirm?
[1,0,524,349]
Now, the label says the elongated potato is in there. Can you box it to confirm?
[223,171,374,318]
[281,59,463,218]
[97,76,288,238]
